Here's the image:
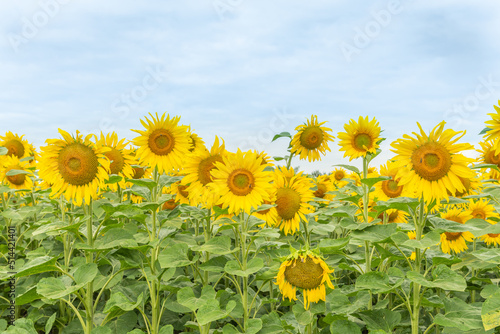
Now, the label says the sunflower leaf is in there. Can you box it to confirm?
[333,164,360,175]
[271,132,291,142]
[5,169,31,176]
[482,289,500,330]
[0,147,7,155]
[360,176,390,189]
[479,127,492,135]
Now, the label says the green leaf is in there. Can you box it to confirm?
[197,300,236,326]
[482,289,500,330]
[292,303,314,326]
[0,147,7,155]
[330,319,362,334]
[91,327,113,334]
[13,256,59,279]
[406,265,466,291]
[191,235,236,255]
[199,256,228,272]
[158,325,174,334]
[401,231,440,249]
[158,242,197,268]
[355,272,396,294]
[45,313,57,334]
[36,277,73,300]
[334,164,360,174]
[479,127,492,135]
[105,175,123,184]
[176,287,199,312]
[124,178,157,190]
[271,132,291,142]
[360,176,390,189]
[16,286,41,305]
[318,237,350,253]
[5,169,31,176]
[245,318,262,334]
[351,224,397,243]
[434,297,483,331]
[103,292,143,320]
[472,163,500,171]
[74,263,98,285]
[471,248,500,264]
[224,258,264,277]
[357,309,401,332]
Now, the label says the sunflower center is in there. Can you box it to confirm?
[486,150,500,167]
[104,148,124,175]
[178,185,189,198]
[334,171,345,181]
[6,167,26,186]
[411,142,451,181]
[188,135,196,152]
[353,133,372,151]
[381,179,403,198]
[57,143,98,186]
[198,155,223,185]
[162,199,178,210]
[227,169,254,196]
[488,233,500,238]
[132,166,146,179]
[257,200,272,215]
[314,184,327,198]
[276,187,301,220]
[472,209,486,219]
[444,232,463,241]
[300,127,323,150]
[148,129,175,156]
[4,140,25,158]
[284,257,324,290]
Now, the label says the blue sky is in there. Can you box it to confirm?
[1,1,499,172]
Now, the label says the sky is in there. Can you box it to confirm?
[1,1,499,173]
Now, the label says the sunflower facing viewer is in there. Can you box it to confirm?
[337,116,381,161]
[290,115,334,162]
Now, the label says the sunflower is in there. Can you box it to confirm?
[312,175,335,202]
[268,168,314,235]
[407,231,417,260]
[0,155,34,191]
[330,167,349,189]
[439,207,474,254]
[0,132,35,163]
[210,149,273,215]
[483,100,500,150]
[337,116,381,161]
[478,139,500,179]
[38,129,110,205]
[132,113,191,174]
[374,161,411,201]
[378,209,409,224]
[96,132,135,191]
[390,122,475,203]
[183,136,226,207]
[187,127,206,155]
[165,174,196,206]
[254,150,275,167]
[290,115,334,162]
[468,199,500,246]
[275,250,334,310]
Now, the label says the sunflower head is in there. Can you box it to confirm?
[0,131,34,161]
[312,175,334,201]
[132,113,191,174]
[337,116,381,161]
[187,128,206,154]
[38,129,110,205]
[483,101,500,148]
[439,207,474,254]
[374,161,411,201]
[96,132,135,191]
[275,250,334,310]
[391,121,475,203]
[1,155,34,191]
[290,115,334,162]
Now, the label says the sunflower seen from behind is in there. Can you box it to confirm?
[290,115,334,162]
[275,250,334,310]
[38,129,110,206]
[439,207,474,254]
[0,155,34,191]
[132,113,191,174]
[211,149,273,215]
[390,121,475,203]
[337,116,381,161]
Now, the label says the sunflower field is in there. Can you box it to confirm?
[2,107,500,334]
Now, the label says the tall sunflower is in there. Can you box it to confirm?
[210,149,273,215]
[275,250,334,310]
[38,129,110,205]
[483,100,500,150]
[0,155,34,191]
[0,131,35,162]
[469,199,500,246]
[268,168,314,235]
[439,207,474,254]
[96,132,135,191]
[337,116,381,161]
[183,136,226,207]
[374,161,411,201]
[390,122,475,203]
[132,113,191,174]
[290,115,334,162]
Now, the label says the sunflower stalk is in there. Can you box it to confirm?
[362,157,373,310]
[84,197,94,334]
[411,200,426,334]
[149,167,161,334]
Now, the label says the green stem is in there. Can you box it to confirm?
[285,152,294,169]
[85,198,94,334]
[471,239,477,303]
[411,201,425,334]
[362,157,372,310]
[150,167,160,334]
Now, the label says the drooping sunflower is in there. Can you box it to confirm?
[187,127,206,155]
[0,132,35,164]
[132,113,191,174]
[390,121,475,203]
[0,155,34,191]
[275,250,334,310]
[374,161,411,201]
[467,199,500,246]
[38,129,110,205]
[337,116,381,161]
[210,149,273,215]
[290,115,334,162]
[183,136,226,207]
[483,100,500,150]
[268,168,314,235]
[312,175,335,202]
[439,207,474,254]
[96,132,135,191]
